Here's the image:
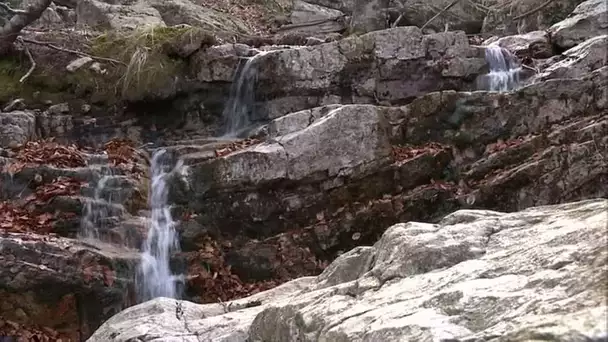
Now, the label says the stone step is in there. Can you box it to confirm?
[81,175,141,204]
[47,195,128,218]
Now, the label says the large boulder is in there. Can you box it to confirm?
[188,104,392,189]
[482,0,582,35]
[281,0,346,35]
[549,0,608,50]
[389,0,487,33]
[0,111,36,149]
[89,199,608,341]
[534,35,608,81]
[304,0,389,33]
[76,0,251,32]
[0,232,139,339]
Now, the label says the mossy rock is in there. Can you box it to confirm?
[0,26,204,110]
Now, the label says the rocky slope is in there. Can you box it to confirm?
[0,0,606,340]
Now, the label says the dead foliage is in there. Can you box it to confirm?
[194,0,282,35]
[215,138,262,158]
[0,177,82,234]
[2,139,85,174]
[0,318,73,342]
[392,142,450,162]
[485,136,527,154]
[103,138,145,176]
[184,236,279,303]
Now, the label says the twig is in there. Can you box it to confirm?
[392,12,405,28]
[0,2,28,15]
[18,38,36,83]
[421,0,462,30]
[20,37,127,66]
[513,0,555,20]
[521,63,539,74]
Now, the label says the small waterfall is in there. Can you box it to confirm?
[137,149,184,302]
[482,44,521,92]
[80,172,114,240]
[222,51,269,138]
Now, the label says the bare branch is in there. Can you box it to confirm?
[421,0,462,30]
[513,0,555,20]
[20,37,127,65]
[18,38,36,83]
[392,13,405,28]
[0,2,28,15]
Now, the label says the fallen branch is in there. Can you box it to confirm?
[392,13,405,28]
[0,2,28,15]
[421,0,462,30]
[17,37,36,83]
[513,0,555,20]
[20,37,127,66]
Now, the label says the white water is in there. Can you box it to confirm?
[483,44,521,92]
[222,51,269,138]
[137,149,184,301]
[80,173,113,240]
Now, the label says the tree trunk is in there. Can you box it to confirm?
[0,0,52,55]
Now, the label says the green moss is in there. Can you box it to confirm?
[0,26,201,110]
[90,26,192,101]
[0,60,21,103]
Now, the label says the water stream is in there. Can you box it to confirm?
[137,149,184,301]
[481,44,522,92]
[221,51,269,138]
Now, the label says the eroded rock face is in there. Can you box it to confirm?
[76,0,251,32]
[483,30,553,58]
[171,66,608,282]
[482,0,582,35]
[534,35,608,81]
[194,26,485,122]
[0,233,139,340]
[549,0,608,50]
[389,0,487,33]
[88,199,608,341]
[0,111,36,148]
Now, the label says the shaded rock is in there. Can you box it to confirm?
[549,0,608,49]
[482,0,582,35]
[389,0,486,33]
[0,111,36,149]
[0,232,139,339]
[534,35,608,81]
[304,0,388,33]
[89,199,608,341]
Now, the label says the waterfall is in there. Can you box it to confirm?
[482,44,521,92]
[137,149,183,302]
[222,51,269,138]
[80,175,111,240]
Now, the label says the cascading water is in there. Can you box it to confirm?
[222,51,269,137]
[482,44,521,92]
[137,149,184,301]
[80,177,106,239]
